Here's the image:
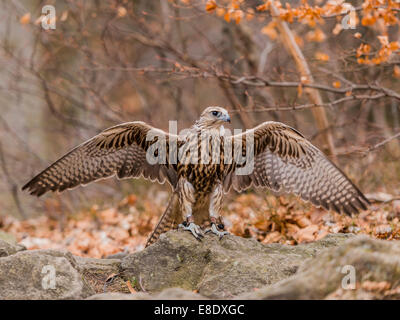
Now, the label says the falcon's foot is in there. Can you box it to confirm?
[205,223,229,239]
[178,221,204,241]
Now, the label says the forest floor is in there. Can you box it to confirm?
[1,191,399,258]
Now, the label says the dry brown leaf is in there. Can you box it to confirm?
[361,281,391,292]
[262,231,282,243]
[294,224,319,243]
[126,280,137,294]
[286,223,300,236]
[295,216,312,228]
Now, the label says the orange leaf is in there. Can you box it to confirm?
[356,44,370,57]
[295,224,319,243]
[332,23,342,35]
[261,22,277,40]
[361,14,376,26]
[394,65,400,79]
[378,35,389,46]
[126,280,137,294]
[20,13,31,25]
[60,11,68,22]
[295,216,312,228]
[262,231,282,243]
[332,81,341,88]
[246,8,255,21]
[216,7,225,17]
[224,11,231,22]
[286,223,300,236]
[361,281,391,292]
[389,41,400,51]
[315,52,330,62]
[297,84,303,97]
[257,3,269,11]
[306,28,326,42]
[232,10,244,24]
[205,0,217,12]
[117,6,127,18]
[294,35,304,47]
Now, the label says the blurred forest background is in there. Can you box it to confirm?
[0,0,399,257]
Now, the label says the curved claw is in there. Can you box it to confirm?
[178,222,204,241]
[205,223,229,239]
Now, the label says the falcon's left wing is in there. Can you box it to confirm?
[223,122,369,215]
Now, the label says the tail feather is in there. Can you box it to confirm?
[145,193,181,247]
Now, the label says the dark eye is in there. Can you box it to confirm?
[212,111,219,116]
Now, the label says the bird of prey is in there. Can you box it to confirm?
[22,106,369,247]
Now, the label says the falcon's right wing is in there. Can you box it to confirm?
[22,121,178,196]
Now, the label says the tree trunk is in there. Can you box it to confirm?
[270,3,336,161]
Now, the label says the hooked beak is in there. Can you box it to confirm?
[222,114,231,123]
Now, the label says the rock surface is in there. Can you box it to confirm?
[1,230,399,299]
[0,249,94,299]
[120,231,353,298]
[87,288,207,300]
[239,235,400,300]
[0,239,26,257]
[0,231,17,244]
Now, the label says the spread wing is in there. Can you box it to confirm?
[22,121,178,196]
[224,122,369,215]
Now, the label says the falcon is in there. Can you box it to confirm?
[22,106,369,246]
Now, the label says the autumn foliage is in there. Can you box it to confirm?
[205,0,400,67]
[0,0,399,258]
[1,191,399,258]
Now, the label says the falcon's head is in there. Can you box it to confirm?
[195,106,231,129]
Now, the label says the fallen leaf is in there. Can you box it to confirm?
[126,280,137,294]
[361,281,391,292]
[20,13,31,25]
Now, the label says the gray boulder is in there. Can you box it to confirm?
[0,249,94,299]
[2,231,399,300]
[0,239,26,257]
[120,231,354,298]
[239,235,400,300]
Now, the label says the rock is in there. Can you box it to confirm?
[73,256,126,294]
[0,249,94,300]
[120,230,354,299]
[0,239,26,257]
[2,230,398,300]
[87,292,149,300]
[0,231,17,244]
[105,252,129,259]
[0,244,132,299]
[238,236,400,300]
[87,288,207,300]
